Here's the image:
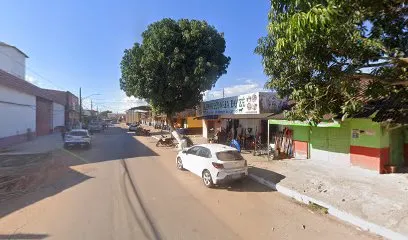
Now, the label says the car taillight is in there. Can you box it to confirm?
[212,162,224,169]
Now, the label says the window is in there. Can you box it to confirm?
[216,151,244,161]
[69,131,88,136]
[187,147,200,155]
[197,147,212,158]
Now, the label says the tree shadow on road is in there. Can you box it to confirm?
[213,166,286,192]
[63,127,159,165]
[248,166,286,185]
[0,127,160,219]
[0,155,93,218]
[0,233,49,239]
[214,178,274,192]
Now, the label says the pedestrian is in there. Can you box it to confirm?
[61,127,66,141]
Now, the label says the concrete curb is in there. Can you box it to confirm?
[248,173,407,240]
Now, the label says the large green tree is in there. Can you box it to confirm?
[256,0,408,123]
[120,18,230,128]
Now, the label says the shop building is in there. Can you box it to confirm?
[199,92,286,148]
[174,108,203,135]
[268,109,408,173]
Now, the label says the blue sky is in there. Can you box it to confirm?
[0,0,270,112]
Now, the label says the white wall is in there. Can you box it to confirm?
[53,102,65,128]
[0,45,26,79]
[0,85,36,138]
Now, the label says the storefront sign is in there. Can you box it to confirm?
[203,92,285,116]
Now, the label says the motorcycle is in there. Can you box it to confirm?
[143,129,151,136]
[156,135,175,147]
[141,128,151,136]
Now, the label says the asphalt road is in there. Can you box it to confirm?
[0,126,380,240]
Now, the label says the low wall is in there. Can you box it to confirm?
[293,140,308,159]
[350,146,389,173]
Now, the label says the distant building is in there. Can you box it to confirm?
[83,109,97,117]
[41,89,80,129]
[107,113,125,119]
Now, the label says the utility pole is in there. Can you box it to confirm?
[223,88,225,98]
[79,87,82,125]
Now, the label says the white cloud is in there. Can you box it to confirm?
[25,75,41,87]
[203,79,266,101]
[122,95,148,108]
[92,92,149,113]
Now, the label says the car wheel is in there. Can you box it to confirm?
[156,141,161,147]
[176,157,184,170]
[202,170,214,188]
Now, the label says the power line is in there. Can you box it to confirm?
[0,50,66,91]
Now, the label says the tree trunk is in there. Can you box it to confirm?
[166,114,175,132]
[166,113,182,143]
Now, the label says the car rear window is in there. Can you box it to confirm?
[69,131,87,136]
[216,151,244,161]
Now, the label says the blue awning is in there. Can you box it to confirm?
[194,115,219,120]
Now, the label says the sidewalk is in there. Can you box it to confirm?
[1,133,63,154]
[184,135,408,239]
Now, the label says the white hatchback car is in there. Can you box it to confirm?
[64,129,92,149]
[176,144,248,188]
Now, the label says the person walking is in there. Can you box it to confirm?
[61,127,66,141]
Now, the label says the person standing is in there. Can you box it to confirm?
[61,127,66,141]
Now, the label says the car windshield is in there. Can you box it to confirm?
[69,131,87,136]
[216,151,244,161]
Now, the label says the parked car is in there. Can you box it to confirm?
[176,144,248,188]
[64,129,92,149]
[88,122,103,133]
[128,124,139,131]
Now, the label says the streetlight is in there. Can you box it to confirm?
[79,87,100,125]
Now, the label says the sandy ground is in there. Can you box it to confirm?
[0,126,380,240]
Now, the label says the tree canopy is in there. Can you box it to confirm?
[256,0,408,123]
[120,18,230,126]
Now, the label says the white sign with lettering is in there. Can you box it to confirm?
[202,92,285,115]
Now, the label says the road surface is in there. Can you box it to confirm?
[0,126,379,240]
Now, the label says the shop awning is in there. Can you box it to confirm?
[193,115,219,120]
[220,113,273,119]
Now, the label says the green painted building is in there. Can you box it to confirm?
[269,118,408,173]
